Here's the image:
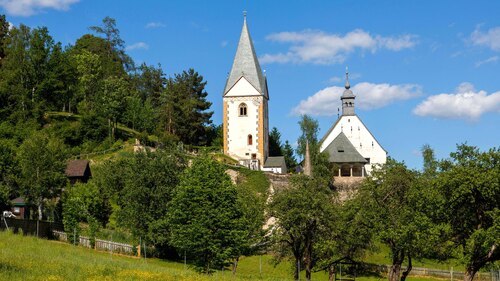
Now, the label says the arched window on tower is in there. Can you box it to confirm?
[247,134,253,145]
[239,103,247,116]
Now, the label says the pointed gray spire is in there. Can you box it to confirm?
[303,140,312,176]
[223,15,268,98]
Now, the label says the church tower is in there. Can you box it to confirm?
[223,14,269,168]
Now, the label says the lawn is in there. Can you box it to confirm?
[0,230,455,281]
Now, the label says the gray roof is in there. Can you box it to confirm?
[264,156,286,168]
[324,132,367,163]
[223,17,268,99]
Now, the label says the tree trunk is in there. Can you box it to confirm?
[37,200,43,221]
[401,254,412,281]
[108,118,112,139]
[294,257,300,281]
[389,249,404,281]
[389,263,402,281]
[464,268,476,281]
[328,264,336,281]
[232,257,239,275]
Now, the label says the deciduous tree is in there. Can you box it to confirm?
[17,131,67,220]
[358,159,445,281]
[168,157,247,273]
[269,175,335,280]
[436,145,500,281]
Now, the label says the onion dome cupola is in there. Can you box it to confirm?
[341,67,356,116]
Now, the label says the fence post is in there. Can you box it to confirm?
[260,255,262,276]
[73,228,76,246]
[110,234,113,259]
[451,266,453,281]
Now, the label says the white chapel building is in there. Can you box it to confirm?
[319,70,386,177]
[223,15,286,173]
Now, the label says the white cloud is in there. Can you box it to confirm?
[125,42,149,51]
[470,26,500,51]
[0,0,79,17]
[475,56,499,67]
[413,83,500,121]
[145,22,166,29]
[292,82,422,116]
[260,29,417,64]
[8,21,13,30]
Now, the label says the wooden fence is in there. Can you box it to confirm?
[0,218,64,238]
[363,264,499,281]
[52,230,134,255]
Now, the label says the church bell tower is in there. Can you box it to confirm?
[222,14,269,168]
[341,69,355,116]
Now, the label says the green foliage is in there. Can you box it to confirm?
[89,16,133,72]
[131,63,166,106]
[123,95,155,133]
[105,150,187,254]
[0,141,18,210]
[74,49,102,112]
[234,168,270,257]
[358,159,447,281]
[0,24,66,122]
[159,69,214,146]
[269,127,283,156]
[421,144,438,176]
[168,157,247,272]
[296,114,332,179]
[269,175,335,280]
[0,14,9,61]
[282,140,297,171]
[62,181,111,245]
[296,115,319,159]
[17,131,67,220]
[315,196,373,277]
[436,144,500,278]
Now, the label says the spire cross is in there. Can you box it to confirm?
[345,66,350,89]
[243,10,247,18]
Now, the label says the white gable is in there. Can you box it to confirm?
[225,76,262,97]
[320,115,386,174]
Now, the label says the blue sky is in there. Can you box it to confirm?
[2,0,499,169]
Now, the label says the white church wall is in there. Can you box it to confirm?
[224,95,263,162]
[320,115,386,174]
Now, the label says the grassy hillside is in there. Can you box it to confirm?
[0,231,454,281]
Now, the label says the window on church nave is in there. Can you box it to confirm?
[248,134,253,145]
[239,103,247,116]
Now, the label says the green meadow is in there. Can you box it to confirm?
[0,230,455,281]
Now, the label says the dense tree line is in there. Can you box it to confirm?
[0,15,217,218]
[0,15,215,147]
